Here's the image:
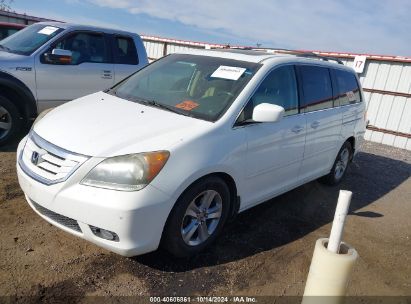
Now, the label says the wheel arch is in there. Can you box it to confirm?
[346,136,355,160]
[176,171,239,219]
[0,71,37,120]
[160,171,240,243]
[210,172,240,220]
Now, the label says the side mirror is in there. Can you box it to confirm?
[44,48,72,65]
[252,103,284,123]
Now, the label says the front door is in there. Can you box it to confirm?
[35,31,114,112]
[240,65,306,208]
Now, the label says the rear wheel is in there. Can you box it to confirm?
[162,176,230,257]
[320,141,352,185]
[0,95,21,146]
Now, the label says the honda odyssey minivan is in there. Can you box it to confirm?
[17,49,366,257]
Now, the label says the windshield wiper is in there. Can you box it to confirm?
[130,97,195,117]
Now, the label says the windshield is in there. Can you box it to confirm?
[110,54,261,121]
[0,24,63,55]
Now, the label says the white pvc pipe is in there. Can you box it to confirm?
[327,190,352,253]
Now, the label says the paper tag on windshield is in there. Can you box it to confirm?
[211,66,246,80]
[38,26,59,35]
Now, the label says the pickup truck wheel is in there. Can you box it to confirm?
[0,96,21,146]
[162,176,230,258]
[320,141,352,186]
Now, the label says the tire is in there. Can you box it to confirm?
[162,176,231,258]
[320,141,353,186]
[0,95,22,146]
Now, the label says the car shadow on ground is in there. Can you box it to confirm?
[0,140,19,152]
[0,129,29,153]
[133,150,410,272]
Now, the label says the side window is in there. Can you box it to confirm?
[299,65,333,112]
[241,65,298,121]
[335,69,361,106]
[53,32,108,65]
[114,36,138,65]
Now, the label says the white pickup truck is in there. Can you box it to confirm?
[0,22,148,145]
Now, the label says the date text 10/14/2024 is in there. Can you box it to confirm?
[149,296,257,303]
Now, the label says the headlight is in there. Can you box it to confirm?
[32,108,54,128]
[81,151,170,191]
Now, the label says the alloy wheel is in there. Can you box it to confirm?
[334,147,350,180]
[0,106,12,141]
[181,190,223,246]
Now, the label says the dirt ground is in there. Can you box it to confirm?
[0,138,410,302]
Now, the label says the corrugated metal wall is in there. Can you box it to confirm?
[340,59,411,150]
[143,39,208,61]
[0,11,51,25]
[142,38,411,150]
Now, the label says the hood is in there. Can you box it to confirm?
[0,51,33,74]
[0,50,28,61]
[33,92,212,157]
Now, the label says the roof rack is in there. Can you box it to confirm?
[208,46,345,64]
[294,52,344,65]
[231,48,345,65]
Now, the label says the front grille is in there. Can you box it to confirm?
[31,201,82,233]
[19,132,89,185]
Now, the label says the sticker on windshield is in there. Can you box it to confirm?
[38,26,59,35]
[175,100,199,111]
[211,66,246,80]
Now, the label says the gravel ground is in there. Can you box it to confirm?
[0,139,410,302]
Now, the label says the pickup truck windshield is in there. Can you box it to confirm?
[111,54,261,121]
[0,24,63,56]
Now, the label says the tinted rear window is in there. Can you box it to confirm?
[334,69,361,106]
[299,65,333,112]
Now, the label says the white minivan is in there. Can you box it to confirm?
[16,49,366,257]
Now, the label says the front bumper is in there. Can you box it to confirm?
[16,138,173,257]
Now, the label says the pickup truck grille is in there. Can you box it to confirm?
[19,132,89,185]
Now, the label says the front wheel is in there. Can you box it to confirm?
[0,95,22,146]
[320,141,352,186]
[162,176,230,257]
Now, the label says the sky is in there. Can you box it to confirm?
[11,0,411,56]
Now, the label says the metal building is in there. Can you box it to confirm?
[319,52,411,151]
[0,10,56,25]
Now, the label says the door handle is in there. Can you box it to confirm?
[311,121,320,129]
[291,125,304,133]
